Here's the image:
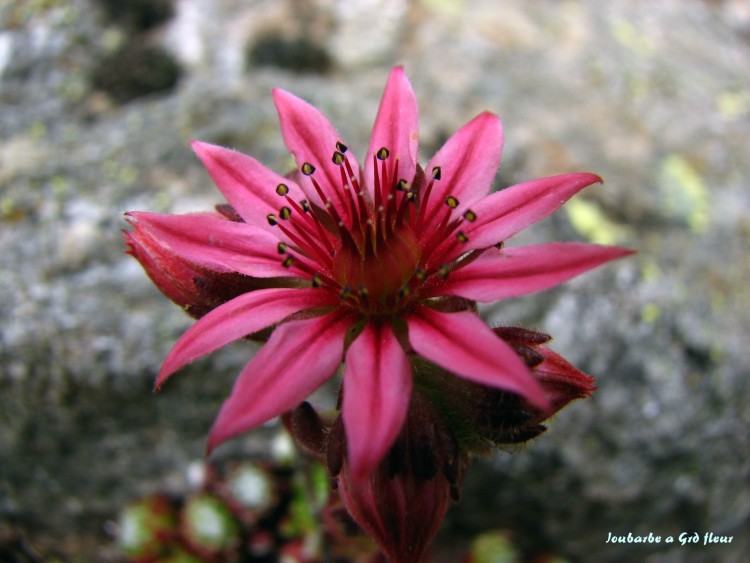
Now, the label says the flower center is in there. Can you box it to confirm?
[267,143,478,315]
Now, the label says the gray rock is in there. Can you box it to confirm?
[1,0,748,560]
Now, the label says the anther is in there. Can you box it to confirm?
[300,200,311,213]
[332,151,345,165]
[336,141,348,153]
[266,213,278,226]
[456,231,469,243]
[277,242,287,254]
[406,189,417,202]
[415,268,426,281]
[311,274,323,287]
[463,209,477,222]
[276,183,290,196]
[445,195,459,209]
[340,286,352,299]
[279,206,292,220]
[438,265,450,279]
[357,285,369,297]
[397,285,411,299]
[495,241,505,249]
[431,166,442,180]
[301,162,316,176]
[377,147,390,160]
[282,256,295,268]
[396,179,408,191]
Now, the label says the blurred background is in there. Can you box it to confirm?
[1,0,748,561]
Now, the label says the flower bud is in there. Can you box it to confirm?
[124,211,264,319]
[332,392,461,563]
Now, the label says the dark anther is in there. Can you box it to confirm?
[332,151,345,165]
[456,231,469,243]
[445,195,459,208]
[438,265,450,279]
[463,209,477,222]
[340,286,352,299]
[495,241,505,249]
[414,268,426,281]
[282,256,295,268]
[406,189,417,202]
[357,285,369,297]
[301,162,316,176]
[397,285,411,299]
[276,183,290,196]
[431,166,442,180]
[377,147,390,160]
[277,242,287,254]
[335,141,348,153]
[279,206,292,220]
[311,274,322,287]
[266,213,278,226]
[300,199,311,213]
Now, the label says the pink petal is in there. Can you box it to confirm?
[191,141,307,231]
[421,112,503,232]
[407,307,548,409]
[459,173,603,254]
[207,311,352,453]
[273,88,359,225]
[430,242,635,302]
[343,322,412,481]
[125,212,290,278]
[364,66,419,200]
[156,287,340,388]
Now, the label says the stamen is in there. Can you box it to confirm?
[495,241,505,249]
[357,285,369,298]
[301,162,316,176]
[279,206,292,220]
[282,255,295,268]
[416,170,440,233]
[456,231,469,243]
[397,285,411,299]
[266,213,278,226]
[277,242,287,254]
[276,183,290,196]
[312,274,323,287]
[336,141,348,153]
[332,151,345,166]
[377,147,390,160]
[414,268,427,282]
[445,195,459,209]
[437,265,450,279]
[463,209,477,222]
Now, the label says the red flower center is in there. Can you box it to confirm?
[267,143,474,316]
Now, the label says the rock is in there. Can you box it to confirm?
[1,0,748,560]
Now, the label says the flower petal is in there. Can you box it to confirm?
[462,173,602,252]
[156,287,339,388]
[421,112,503,232]
[431,242,635,302]
[273,88,359,225]
[343,321,412,481]
[125,212,291,278]
[364,66,419,200]
[191,141,307,231]
[207,312,352,453]
[407,307,548,409]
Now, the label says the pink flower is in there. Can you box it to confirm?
[125,66,632,482]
